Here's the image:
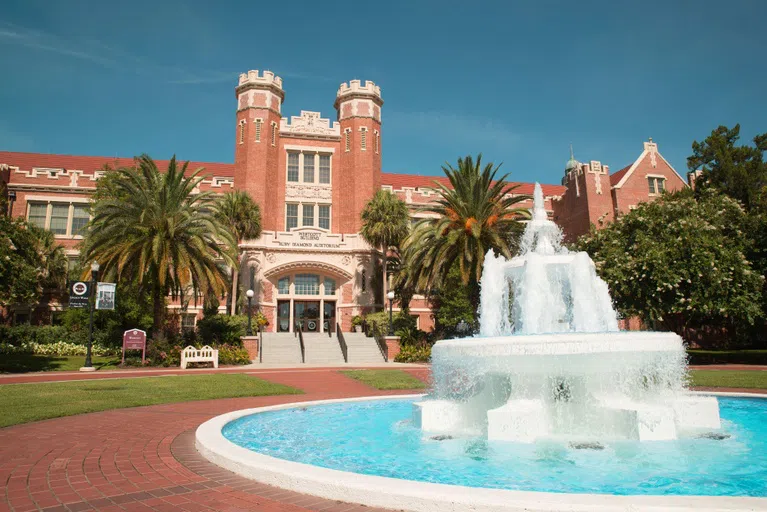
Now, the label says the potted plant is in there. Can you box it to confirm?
[351,315,363,333]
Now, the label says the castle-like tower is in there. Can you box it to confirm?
[233,71,382,235]
[334,80,383,233]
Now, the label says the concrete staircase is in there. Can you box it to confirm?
[259,332,302,365]
[344,332,386,364]
[302,333,344,364]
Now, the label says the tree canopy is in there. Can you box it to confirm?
[575,189,764,345]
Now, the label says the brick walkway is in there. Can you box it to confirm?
[0,368,430,512]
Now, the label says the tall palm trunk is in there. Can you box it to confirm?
[230,264,238,315]
[152,281,165,335]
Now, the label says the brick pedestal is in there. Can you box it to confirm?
[242,335,259,361]
[384,335,401,362]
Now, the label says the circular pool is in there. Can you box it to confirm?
[196,394,767,512]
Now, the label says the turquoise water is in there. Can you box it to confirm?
[222,396,767,496]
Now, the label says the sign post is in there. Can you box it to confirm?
[122,329,147,364]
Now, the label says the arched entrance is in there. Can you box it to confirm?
[265,263,352,333]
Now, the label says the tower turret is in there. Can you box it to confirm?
[233,70,285,231]
[334,80,383,233]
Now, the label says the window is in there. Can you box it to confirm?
[255,119,262,142]
[238,120,245,144]
[374,130,380,154]
[181,314,196,333]
[319,154,331,184]
[360,128,367,150]
[324,277,336,295]
[67,257,80,278]
[303,153,315,183]
[295,274,320,295]
[50,204,69,235]
[278,277,290,294]
[71,205,90,235]
[286,204,298,230]
[287,153,299,182]
[302,204,314,227]
[648,177,666,195]
[318,205,330,230]
[271,122,277,146]
[28,203,47,228]
[345,129,351,152]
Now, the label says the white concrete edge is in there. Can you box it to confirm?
[195,393,767,512]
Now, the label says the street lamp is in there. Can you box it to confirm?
[246,289,254,336]
[387,290,395,336]
[82,260,99,371]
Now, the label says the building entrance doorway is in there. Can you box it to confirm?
[323,301,336,333]
[294,301,321,332]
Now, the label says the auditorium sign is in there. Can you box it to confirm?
[275,230,343,250]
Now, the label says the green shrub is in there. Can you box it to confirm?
[216,344,251,365]
[196,314,247,345]
[146,333,182,367]
[0,340,117,356]
[394,344,432,363]
[365,311,417,338]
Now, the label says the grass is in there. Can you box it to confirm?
[0,354,122,373]
[687,349,767,366]
[341,369,426,390]
[689,370,767,390]
[0,374,301,428]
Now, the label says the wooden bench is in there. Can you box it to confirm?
[180,345,219,369]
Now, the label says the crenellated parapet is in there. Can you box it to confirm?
[237,70,283,93]
[236,70,285,113]
[334,80,383,121]
[335,80,382,101]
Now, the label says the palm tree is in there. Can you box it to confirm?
[360,190,411,306]
[82,155,237,333]
[400,154,531,312]
[214,190,262,315]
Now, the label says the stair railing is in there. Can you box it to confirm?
[375,334,388,362]
[336,322,348,363]
[295,323,306,363]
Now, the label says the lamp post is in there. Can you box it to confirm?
[387,291,395,336]
[83,260,99,371]
[246,289,254,336]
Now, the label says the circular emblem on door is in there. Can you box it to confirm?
[72,282,88,295]
[307,321,317,331]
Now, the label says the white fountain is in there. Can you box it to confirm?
[413,183,721,443]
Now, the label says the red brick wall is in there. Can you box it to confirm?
[612,152,687,217]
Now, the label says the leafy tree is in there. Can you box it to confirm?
[81,155,237,334]
[213,191,262,315]
[688,124,767,211]
[429,262,476,338]
[575,189,764,346]
[360,190,410,305]
[400,154,530,312]
[0,216,67,309]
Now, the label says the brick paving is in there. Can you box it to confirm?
[0,368,431,512]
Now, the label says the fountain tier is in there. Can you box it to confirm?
[414,182,721,443]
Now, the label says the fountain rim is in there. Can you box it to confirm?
[196,393,767,512]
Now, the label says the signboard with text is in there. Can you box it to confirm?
[122,329,147,363]
[67,281,91,309]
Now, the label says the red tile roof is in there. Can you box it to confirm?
[609,164,631,186]
[0,151,235,177]
[0,151,566,196]
[381,172,566,196]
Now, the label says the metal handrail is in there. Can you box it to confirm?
[296,323,306,363]
[336,322,348,363]
[375,335,388,362]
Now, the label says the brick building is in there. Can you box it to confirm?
[1,69,690,331]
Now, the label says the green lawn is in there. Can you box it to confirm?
[689,370,767,390]
[0,374,301,428]
[687,349,767,366]
[0,354,122,373]
[341,369,426,390]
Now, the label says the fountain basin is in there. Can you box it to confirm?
[197,395,767,512]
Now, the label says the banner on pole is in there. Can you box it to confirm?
[96,282,116,310]
[67,281,91,308]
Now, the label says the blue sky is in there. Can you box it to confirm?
[1,0,765,185]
